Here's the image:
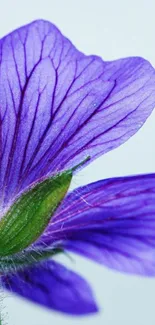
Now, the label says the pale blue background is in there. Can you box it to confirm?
[0,0,155,324]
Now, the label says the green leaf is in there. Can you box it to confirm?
[0,170,72,257]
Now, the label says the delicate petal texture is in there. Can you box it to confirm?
[37,174,155,276]
[2,260,98,315]
[0,20,155,207]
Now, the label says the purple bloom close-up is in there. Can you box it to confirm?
[0,19,155,315]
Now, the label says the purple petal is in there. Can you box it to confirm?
[0,19,155,207]
[37,174,155,276]
[2,260,98,315]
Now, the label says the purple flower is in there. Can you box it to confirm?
[0,19,155,315]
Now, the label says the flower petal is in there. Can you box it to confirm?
[0,19,155,206]
[2,260,98,315]
[37,174,155,276]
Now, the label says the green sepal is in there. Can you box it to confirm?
[0,170,72,257]
[0,247,63,274]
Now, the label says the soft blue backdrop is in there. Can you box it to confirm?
[0,0,155,324]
